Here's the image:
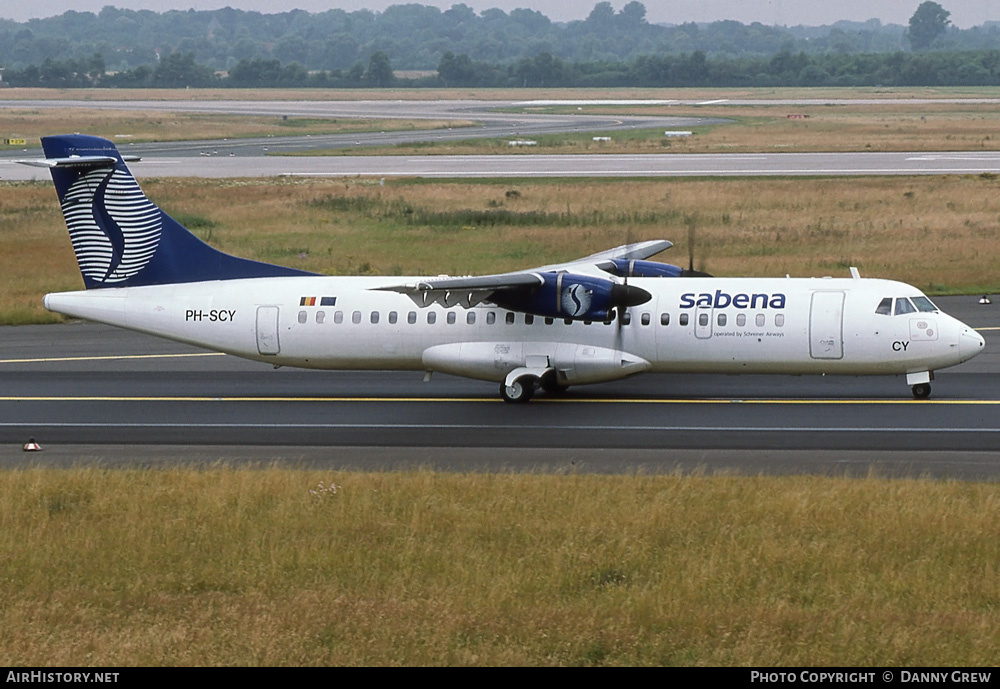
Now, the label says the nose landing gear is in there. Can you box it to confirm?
[907,371,934,400]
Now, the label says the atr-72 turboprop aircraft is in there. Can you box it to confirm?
[21,134,984,402]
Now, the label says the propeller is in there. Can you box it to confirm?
[683,218,712,278]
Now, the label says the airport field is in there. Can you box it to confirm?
[2,173,998,325]
[2,467,999,666]
[1,90,998,666]
[4,86,1000,156]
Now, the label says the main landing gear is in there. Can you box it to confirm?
[911,383,931,400]
[500,375,536,404]
[500,367,569,403]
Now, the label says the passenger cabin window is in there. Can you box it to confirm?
[875,297,893,315]
[736,313,746,327]
[911,296,938,313]
[641,313,651,326]
[564,318,573,326]
[388,311,397,324]
[544,317,554,325]
[698,313,709,326]
[370,311,379,324]
[407,311,416,324]
[487,312,496,325]
[446,312,456,325]
[525,315,534,325]
[679,313,689,326]
[755,314,765,327]
[621,312,631,325]
[297,310,307,324]
[775,314,785,327]
[427,312,436,325]
[717,313,727,327]
[334,311,344,324]
[316,311,326,324]
[467,312,476,325]
[660,313,670,326]
[352,311,362,324]
[506,312,515,325]
[894,298,916,316]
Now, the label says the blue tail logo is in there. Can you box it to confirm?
[62,166,162,284]
[38,134,315,289]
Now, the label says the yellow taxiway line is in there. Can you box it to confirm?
[1,395,998,405]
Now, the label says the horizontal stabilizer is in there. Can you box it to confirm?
[17,155,119,169]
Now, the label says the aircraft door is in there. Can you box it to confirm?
[256,305,281,355]
[809,291,844,359]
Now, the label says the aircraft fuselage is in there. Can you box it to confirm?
[44,275,984,389]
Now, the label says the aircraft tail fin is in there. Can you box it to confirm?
[28,134,315,289]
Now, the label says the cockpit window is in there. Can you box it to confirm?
[875,297,892,315]
[911,296,938,313]
[894,298,916,315]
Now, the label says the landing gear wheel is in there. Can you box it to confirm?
[500,375,536,404]
[911,383,931,400]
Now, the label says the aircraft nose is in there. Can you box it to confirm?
[959,328,985,362]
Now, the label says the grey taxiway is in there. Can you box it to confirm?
[1,294,996,477]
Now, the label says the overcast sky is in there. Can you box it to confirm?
[3,1,998,29]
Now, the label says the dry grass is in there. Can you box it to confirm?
[2,174,998,323]
[0,108,468,146]
[322,102,1000,156]
[584,102,1000,154]
[0,467,998,666]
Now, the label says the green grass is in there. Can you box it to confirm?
[1,467,999,666]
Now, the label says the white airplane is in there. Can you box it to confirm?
[21,134,985,402]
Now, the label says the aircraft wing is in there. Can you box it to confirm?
[558,239,673,268]
[373,240,671,309]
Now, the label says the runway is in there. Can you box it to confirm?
[1,297,997,477]
[8,150,1000,180]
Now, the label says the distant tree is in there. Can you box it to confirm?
[365,51,394,86]
[908,1,951,51]
[509,7,550,31]
[587,2,616,26]
[346,61,365,85]
[152,52,215,87]
[84,52,105,82]
[619,2,647,28]
[438,51,475,86]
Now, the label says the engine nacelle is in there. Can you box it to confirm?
[490,272,651,321]
[602,259,685,278]
[601,259,712,278]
